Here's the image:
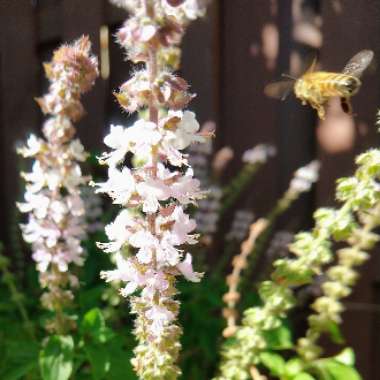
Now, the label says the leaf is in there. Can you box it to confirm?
[0,340,39,380]
[334,348,355,366]
[263,324,293,350]
[259,351,285,377]
[106,336,136,380]
[285,358,304,377]
[84,345,110,380]
[294,373,316,380]
[316,359,362,380]
[327,322,345,344]
[39,335,74,380]
[80,308,114,344]
[1,360,37,380]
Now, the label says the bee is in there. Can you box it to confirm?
[264,50,374,120]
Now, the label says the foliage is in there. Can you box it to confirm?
[1,1,379,380]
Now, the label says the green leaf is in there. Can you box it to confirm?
[285,358,304,377]
[1,360,37,380]
[106,336,136,380]
[81,308,114,344]
[39,335,74,380]
[316,359,362,380]
[263,324,293,350]
[294,373,316,380]
[327,322,345,344]
[259,351,285,376]
[85,345,110,380]
[334,348,355,366]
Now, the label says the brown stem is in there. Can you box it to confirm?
[250,366,267,380]
[222,219,268,338]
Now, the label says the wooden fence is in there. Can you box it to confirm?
[1,0,380,377]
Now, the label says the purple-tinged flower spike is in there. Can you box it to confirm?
[95,1,208,378]
[17,36,98,334]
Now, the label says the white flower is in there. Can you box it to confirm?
[290,160,320,193]
[125,119,162,158]
[102,121,162,166]
[129,229,158,264]
[49,200,68,224]
[162,0,207,21]
[99,210,135,253]
[94,167,136,205]
[102,125,129,167]
[242,144,276,165]
[177,253,202,282]
[136,178,172,213]
[166,111,204,150]
[17,135,42,157]
[101,253,145,296]
[69,140,87,161]
[17,192,50,219]
[22,162,46,193]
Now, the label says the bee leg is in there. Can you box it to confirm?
[310,101,325,120]
[317,106,326,120]
[340,97,353,115]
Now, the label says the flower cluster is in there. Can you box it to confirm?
[215,161,322,380]
[215,143,380,379]
[95,1,208,378]
[242,144,276,165]
[297,149,380,361]
[17,36,98,334]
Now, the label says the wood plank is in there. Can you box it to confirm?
[220,0,279,218]
[318,1,380,378]
[62,0,107,150]
[0,0,39,245]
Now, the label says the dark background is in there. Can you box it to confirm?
[1,0,380,378]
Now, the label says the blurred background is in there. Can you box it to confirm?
[1,0,380,378]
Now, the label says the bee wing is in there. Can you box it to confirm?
[342,49,374,78]
[264,80,294,101]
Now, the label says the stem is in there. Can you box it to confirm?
[250,366,267,380]
[222,219,268,337]
[0,257,36,340]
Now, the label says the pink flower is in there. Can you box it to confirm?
[17,192,50,219]
[170,206,197,244]
[156,235,181,266]
[136,178,172,213]
[145,305,175,337]
[101,254,145,296]
[141,270,169,299]
[170,169,202,204]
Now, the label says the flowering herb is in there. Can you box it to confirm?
[215,138,380,379]
[17,36,98,334]
[221,161,320,340]
[95,1,209,378]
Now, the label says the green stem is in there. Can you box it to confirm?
[0,253,36,340]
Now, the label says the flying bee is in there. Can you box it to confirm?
[264,50,374,120]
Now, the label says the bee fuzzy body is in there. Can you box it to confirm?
[264,50,373,120]
[294,72,361,119]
